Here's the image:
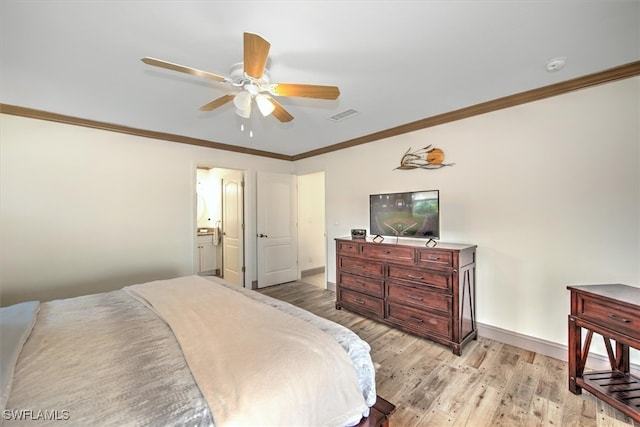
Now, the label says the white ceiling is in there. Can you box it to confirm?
[1,1,638,157]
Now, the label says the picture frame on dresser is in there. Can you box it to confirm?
[335,237,477,356]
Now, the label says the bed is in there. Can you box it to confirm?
[0,275,390,426]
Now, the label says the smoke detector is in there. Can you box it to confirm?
[546,57,566,72]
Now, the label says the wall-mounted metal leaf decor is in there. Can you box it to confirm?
[395,145,455,170]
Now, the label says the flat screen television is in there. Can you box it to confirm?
[369,190,439,239]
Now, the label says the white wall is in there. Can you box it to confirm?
[297,171,326,274]
[196,168,221,229]
[0,115,293,306]
[294,77,640,350]
[1,77,638,358]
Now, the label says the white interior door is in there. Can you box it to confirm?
[221,170,244,286]
[257,171,298,288]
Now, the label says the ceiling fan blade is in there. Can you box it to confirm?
[268,98,294,122]
[199,94,235,111]
[141,57,227,83]
[270,83,340,100]
[243,32,271,79]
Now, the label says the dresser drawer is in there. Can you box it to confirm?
[387,302,451,338]
[339,256,384,278]
[337,240,359,255]
[387,281,452,313]
[339,273,384,298]
[578,294,640,340]
[340,289,384,317]
[361,244,415,263]
[387,264,450,290]
[417,249,453,268]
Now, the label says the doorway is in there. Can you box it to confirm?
[297,172,326,289]
[195,166,245,286]
[256,171,298,288]
[254,170,326,289]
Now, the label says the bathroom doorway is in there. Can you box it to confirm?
[195,166,245,286]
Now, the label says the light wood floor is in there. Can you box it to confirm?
[259,277,637,427]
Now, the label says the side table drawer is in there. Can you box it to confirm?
[339,273,384,298]
[340,289,384,317]
[578,294,640,340]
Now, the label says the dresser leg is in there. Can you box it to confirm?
[452,344,461,356]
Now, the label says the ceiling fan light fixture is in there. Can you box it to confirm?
[255,94,275,117]
[235,107,251,118]
[233,91,251,110]
[233,91,252,118]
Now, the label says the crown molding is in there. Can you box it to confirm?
[292,60,640,160]
[0,104,292,161]
[2,60,639,162]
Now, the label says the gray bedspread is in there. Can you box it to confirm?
[4,290,213,426]
[2,276,376,426]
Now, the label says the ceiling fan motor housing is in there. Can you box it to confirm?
[229,62,270,87]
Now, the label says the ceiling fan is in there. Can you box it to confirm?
[141,32,340,123]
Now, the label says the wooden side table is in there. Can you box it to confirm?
[567,284,640,422]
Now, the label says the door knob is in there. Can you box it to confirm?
[258,233,268,238]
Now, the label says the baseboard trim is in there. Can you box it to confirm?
[301,267,325,277]
[327,281,336,292]
[477,322,639,375]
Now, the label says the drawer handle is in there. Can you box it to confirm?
[428,256,439,260]
[608,314,631,323]
[407,295,424,302]
[353,298,366,305]
[356,281,366,286]
[407,274,424,280]
[410,315,424,323]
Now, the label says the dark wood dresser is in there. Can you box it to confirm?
[335,237,477,355]
[567,284,640,422]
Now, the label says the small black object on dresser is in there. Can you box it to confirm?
[335,237,477,355]
[351,229,367,239]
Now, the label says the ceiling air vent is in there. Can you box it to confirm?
[329,109,360,122]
